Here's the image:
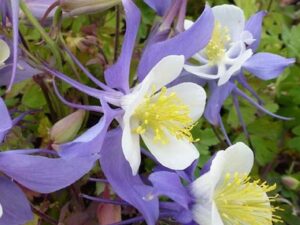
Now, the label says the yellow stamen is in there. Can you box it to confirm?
[205,22,231,64]
[133,86,196,144]
[214,172,282,225]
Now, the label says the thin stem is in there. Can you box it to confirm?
[41,0,59,25]
[33,75,57,121]
[218,115,232,146]
[89,178,109,183]
[20,0,62,70]
[80,194,130,206]
[267,0,274,11]
[232,94,254,149]
[52,80,103,113]
[109,216,145,225]
[234,87,292,121]
[210,123,226,147]
[31,206,58,225]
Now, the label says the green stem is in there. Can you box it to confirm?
[20,0,63,70]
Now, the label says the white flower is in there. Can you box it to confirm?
[191,142,280,225]
[121,55,206,175]
[184,5,254,86]
[0,39,10,67]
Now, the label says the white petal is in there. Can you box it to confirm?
[218,49,253,86]
[142,55,185,93]
[212,4,245,42]
[212,202,224,225]
[192,200,213,225]
[121,55,185,118]
[184,19,194,30]
[220,142,254,178]
[0,39,10,65]
[142,132,199,170]
[121,116,141,175]
[191,172,215,201]
[184,63,221,79]
[166,82,206,122]
[0,203,2,218]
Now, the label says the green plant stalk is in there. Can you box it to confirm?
[20,0,63,70]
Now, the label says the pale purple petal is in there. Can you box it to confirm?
[7,0,20,91]
[0,177,33,225]
[100,129,159,225]
[245,11,266,51]
[144,0,172,16]
[0,60,39,86]
[104,0,141,93]
[0,152,96,193]
[149,171,191,209]
[57,101,117,158]
[0,97,12,143]
[243,53,295,80]
[204,82,235,125]
[24,0,56,18]
[138,5,214,81]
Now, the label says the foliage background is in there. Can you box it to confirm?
[1,0,299,224]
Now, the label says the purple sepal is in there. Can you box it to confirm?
[204,81,235,125]
[144,0,172,16]
[0,60,39,86]
[0,152,95,193]
[0,176,33,225]
[245,11,267,51]
[149,171,191,209]
[100,129,159,225]
[0,97,12,143]
[57,100,117,158]
[243,53,295,80]
[104,0,141,93]
[138,5,214,81]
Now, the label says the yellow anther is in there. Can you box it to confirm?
[214,173,282,225]
[133,86,196,144]
[205,22,231,64]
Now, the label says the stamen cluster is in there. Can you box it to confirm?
[205,22,231,63]
[133,87,195,144]
[214,172,282,225]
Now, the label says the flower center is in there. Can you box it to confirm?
[205,22,230,64]
[214,173,282,225]
[133,87,195,144]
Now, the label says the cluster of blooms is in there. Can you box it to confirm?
[0,0,295,224]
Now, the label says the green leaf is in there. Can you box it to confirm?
[292,126,300,136]
[22,82,46,108]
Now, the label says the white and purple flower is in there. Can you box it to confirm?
[150,142,281,225]
[121,55,206,175]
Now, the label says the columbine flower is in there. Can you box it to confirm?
[184,4,254,86]
[121,55,206,175]
[184,4,294,86]
[191,142,280,225]
[149,143,281,225]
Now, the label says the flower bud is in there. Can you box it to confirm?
[60,0,121,16]
[281,176,300,190]
[50,110,85,144]
[0,39,10,66]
